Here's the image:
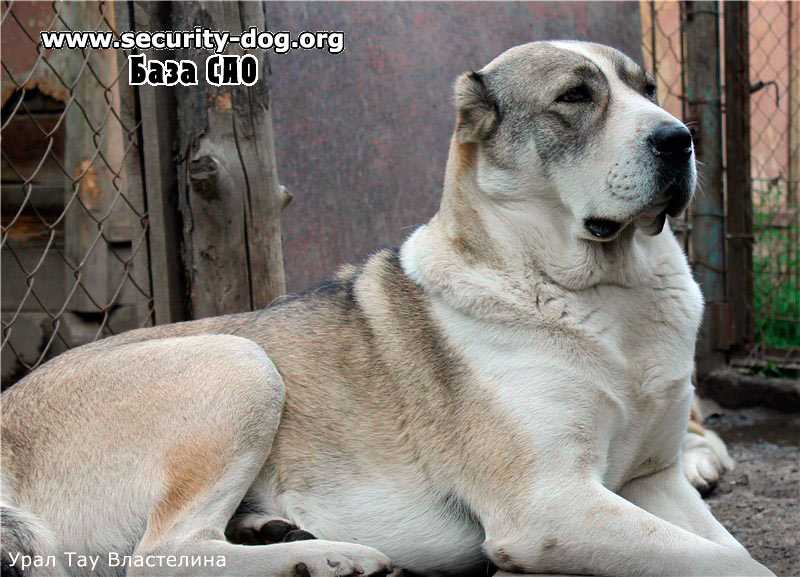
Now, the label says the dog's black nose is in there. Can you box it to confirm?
[649,123,693,159]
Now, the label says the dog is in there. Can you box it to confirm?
[1,41,769,577]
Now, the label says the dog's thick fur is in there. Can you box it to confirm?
[2,42,767,577]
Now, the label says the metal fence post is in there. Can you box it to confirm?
[724,1,755,352]
[684,1,729,375]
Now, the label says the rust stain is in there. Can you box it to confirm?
[73,160,102,209]
[1,214,54,242]
[214,92,232,112]
[1,75,69,108]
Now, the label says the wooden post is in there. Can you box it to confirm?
[132,1,187,324]
[172,1,287,319]
[684,1,728,375]
[724,0,754,350]
[61,1,123,313]
[60,0,152,341]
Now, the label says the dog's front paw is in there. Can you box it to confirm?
[682,430,735,496]
[289,541,395,577]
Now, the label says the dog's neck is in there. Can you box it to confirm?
[401,137,680,322]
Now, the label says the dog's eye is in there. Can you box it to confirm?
[555,84,592,104]
[644,82,657,99]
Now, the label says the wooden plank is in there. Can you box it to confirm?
[723,1,754,350]
[2,238,67,311]
[1,184,64,215]
[130,1,186,324]
[231,1,287,308]
[172,1,286,319]
[684,1,727,376]
[1,312,57,387]
[60,1,123,312]
[108,0,153,317]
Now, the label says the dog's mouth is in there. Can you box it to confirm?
[584,182,690,241]
[585,206,669,241]
[585,207,669,241]
[634,207,669,236]
[584,217,625,240]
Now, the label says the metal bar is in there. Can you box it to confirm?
[724,0,754,350]
[684,0,728,375]
[788,0,799,347]
[651,1,658,76]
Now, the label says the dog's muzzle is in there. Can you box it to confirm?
[634,123,695,236]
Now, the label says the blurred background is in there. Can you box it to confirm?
[1,1,798,573]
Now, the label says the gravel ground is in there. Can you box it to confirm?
[703,407,800,577]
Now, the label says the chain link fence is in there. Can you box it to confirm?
[1,1,153,387]
[641,1,691,251]
[749,1,799,353]
[641,1,799,363]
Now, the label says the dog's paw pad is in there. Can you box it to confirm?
[288,542,394,577]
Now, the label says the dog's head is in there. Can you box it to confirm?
[454,41,695,242]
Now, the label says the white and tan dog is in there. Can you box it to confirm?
[2,41,767,577]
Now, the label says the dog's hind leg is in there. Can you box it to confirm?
[125,335,393,577]
[130,442,394,577]
[130,445,394,577]
[226,512,317,546]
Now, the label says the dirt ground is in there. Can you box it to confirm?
[703,407,799,577]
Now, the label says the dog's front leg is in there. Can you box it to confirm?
[619,462,744,550]
[480,478,774,577]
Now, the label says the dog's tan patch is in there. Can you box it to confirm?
[145,438,228,542]
[687,419,705,436]
[688,397,706,436]
[454,140,477,174]
[438,140,504,268]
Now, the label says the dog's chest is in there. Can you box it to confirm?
[576,277,702,389]
[432,270,702,481]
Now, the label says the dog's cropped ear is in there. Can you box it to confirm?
[454,71,499,143]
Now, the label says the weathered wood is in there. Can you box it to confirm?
[236,1,288,309]
[132,0,187,324]
[684,1,727,376]
[60,1,135,313]
[723,1,754,351]
[172,1,286,319]
[109,0,152,313]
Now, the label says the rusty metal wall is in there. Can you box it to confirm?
[267,2,643,291]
